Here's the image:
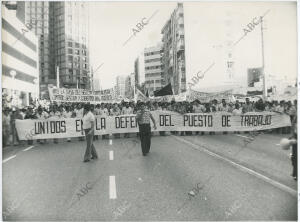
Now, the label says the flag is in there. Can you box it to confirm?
[135,88,148,102]
[247,68,262,87]
[154,83,173,97]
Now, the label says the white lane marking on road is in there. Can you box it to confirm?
[109,176,117,199]
[109,139,112,145]
[234,134,252,139]
[23,146,34,151]
[109,150,114,160]
[276,144,280,146]
[172,136,297,197]
[3,155,17,163]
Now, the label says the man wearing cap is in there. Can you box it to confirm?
[136,102,157,156]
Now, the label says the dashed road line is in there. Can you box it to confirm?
[109,139,112,145]
[172,135,297,197]
[23,146,34,151]
[109,175,117,199]
[109,150,114,160]
[234,134,252,140]
[3,155,16,163]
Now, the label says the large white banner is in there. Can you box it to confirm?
[16,111,291,140]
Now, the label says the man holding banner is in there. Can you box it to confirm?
[136,102,157,156]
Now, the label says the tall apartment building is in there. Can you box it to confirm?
[134,51,145,87]
[125,73,135,99]
[134,58,139,86]
[115,75,126,99]
[16,1,90,97]
[2,3,39,107]
[144,44,163,95]
[161,3,186,94]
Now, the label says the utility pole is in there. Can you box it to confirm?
[261,16,266,100]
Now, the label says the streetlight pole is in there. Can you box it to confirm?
[9,70,16,106]
[261,16,266,100]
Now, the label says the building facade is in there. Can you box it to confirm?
[134,57,139,86]
[115,75,126,99]
[161,3,186,95]
[134,51,145,87]
[2,4,39,107]
[125,73,135,99]
[16,1,90,98]
[144,44,163,96]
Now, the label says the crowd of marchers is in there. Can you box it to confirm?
[2,98,297,147]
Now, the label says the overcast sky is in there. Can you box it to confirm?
[88,1,297,90]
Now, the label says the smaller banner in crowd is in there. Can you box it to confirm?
[16,111,291,140]
[188,89,233,102]
[48,87,115,103]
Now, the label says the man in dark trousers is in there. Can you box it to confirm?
[136,102,157,156]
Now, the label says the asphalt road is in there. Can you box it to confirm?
[2,132,298,221]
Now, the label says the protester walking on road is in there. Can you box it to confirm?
[82,104,98,162]
[136,102,157,156]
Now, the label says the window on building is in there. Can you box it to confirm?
[82,50,86,55]
[69,69,73,74]
[68,48,73,54]
[68,62,72,67]
[68,42,72,47]
[75,43,80,48]
[75,49,79,55]
[84,64,88,69]
[68,55,73,61]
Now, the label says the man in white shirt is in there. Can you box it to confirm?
[218,99,229,112]
[122,103,133,115]
[82,104,98,162]
[193,100,206,113]
[100,103,109,116]
[94,104,101,116]
[75,103,84,118]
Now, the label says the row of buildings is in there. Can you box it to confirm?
[3,2,186,107]
[2,1,91,107]
[114,3,186,99]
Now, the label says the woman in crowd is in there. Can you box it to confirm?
[82,103,98,162]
